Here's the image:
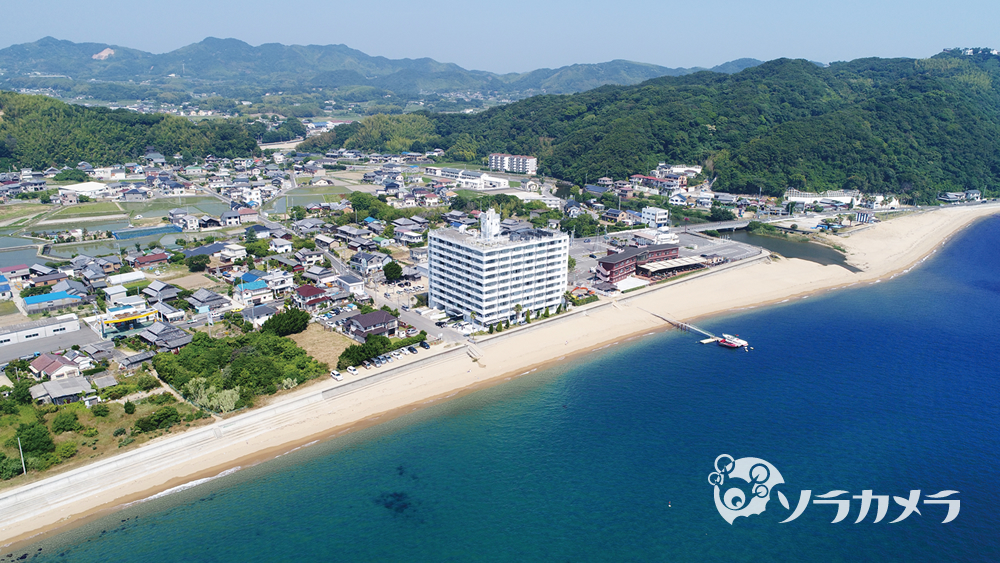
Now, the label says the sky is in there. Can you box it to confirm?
[4,0,999,74]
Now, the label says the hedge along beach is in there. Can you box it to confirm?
[1,202,998,547]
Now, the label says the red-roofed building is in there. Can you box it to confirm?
[238,208,259,224]
[293,284,328,311]
[29,353,81,380]
[131,253,169,269]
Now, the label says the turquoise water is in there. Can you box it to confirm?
[17,217,1000,562]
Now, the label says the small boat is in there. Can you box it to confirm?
[717,334,748,348]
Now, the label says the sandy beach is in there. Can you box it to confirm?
[1,203,997,547]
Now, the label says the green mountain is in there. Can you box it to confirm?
[0,90,259,169]
[0,37,760,98]
[358,50,999,203]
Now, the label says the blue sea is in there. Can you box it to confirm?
[15,216,1000,562]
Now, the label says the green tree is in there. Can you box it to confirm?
[383,261,403,281]
[51,411,82,434]
[245,228,258,243]
[91,404,111,417]
[568,257,577,271]
[56,441,77,459]
[124,400,136,415]
[11,379,34,405]
[185,254,211,272]
[261,308,310,336]
[14,422,55,455]
[289,206,307,221]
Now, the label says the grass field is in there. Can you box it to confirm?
[0,204,49,223]
[0,301,20,317]
[120,198,229,218]
[168,273,217,290]
[287,324,353,371]
[49,202,122,218]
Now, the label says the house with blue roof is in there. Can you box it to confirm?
[0,274,11,301]
[24,291,84,312]
[235,279,272,307]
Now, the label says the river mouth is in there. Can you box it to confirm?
[726,230,862,272]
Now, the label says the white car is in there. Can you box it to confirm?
[330,370,343,381]
[347,366,359,376]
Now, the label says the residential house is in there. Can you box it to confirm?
[142,280,180,303]
[29,377,94,405]
[269,238,293,254]
[137,321,193,351]
[238,208,260,223]
[336,274,365,296]
[131,253,169,270]
[261,270,295,295]
[241,304,277,328]
[294,249,324,266]
[350,252,391,275]
[220,244,248,263]
[303,266,340,287]
[293,284,330,311]
[235,280,272,307]
[186,288,230,311]
[345,310,398,340]
[220,210,241,226]
[30,353,81,379]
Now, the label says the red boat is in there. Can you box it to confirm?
[717,334,748,348]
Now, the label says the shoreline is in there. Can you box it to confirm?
[1,203,998,548]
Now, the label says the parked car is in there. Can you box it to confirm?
[419,341,430,349]
[373,358,382,368]
[347,366,359,376]
[362,360,372,369]
[330,370,343,381]
[407,346,418,354]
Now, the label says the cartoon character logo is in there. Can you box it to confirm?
[708,454,784,524]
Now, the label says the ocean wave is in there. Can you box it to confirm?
[124,467,242,506]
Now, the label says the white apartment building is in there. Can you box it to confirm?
[488,153,538,175]
[641,206,670,228]
[429,209,569,326]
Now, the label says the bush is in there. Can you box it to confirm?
[12,422,55,455]
[135,374,161,391]
[91,404,111,417]
[142,393,176,405]
[134,407,181,433]
[113,427,127,437]
[260,308,310,336]
[51,411,82,434]
[82,427,99,437]
[124,401,136,414]
[0,454,24,480]
[56,441,77,459]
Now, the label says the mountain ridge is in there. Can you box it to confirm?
[0,36,762,96]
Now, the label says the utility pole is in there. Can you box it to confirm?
[17,438,26,475]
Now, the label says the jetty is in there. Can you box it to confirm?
[637,306,720,342]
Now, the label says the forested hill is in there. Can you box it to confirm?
[0,37,760,97]
[0,91,259,168]
[365,50,1000,202]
